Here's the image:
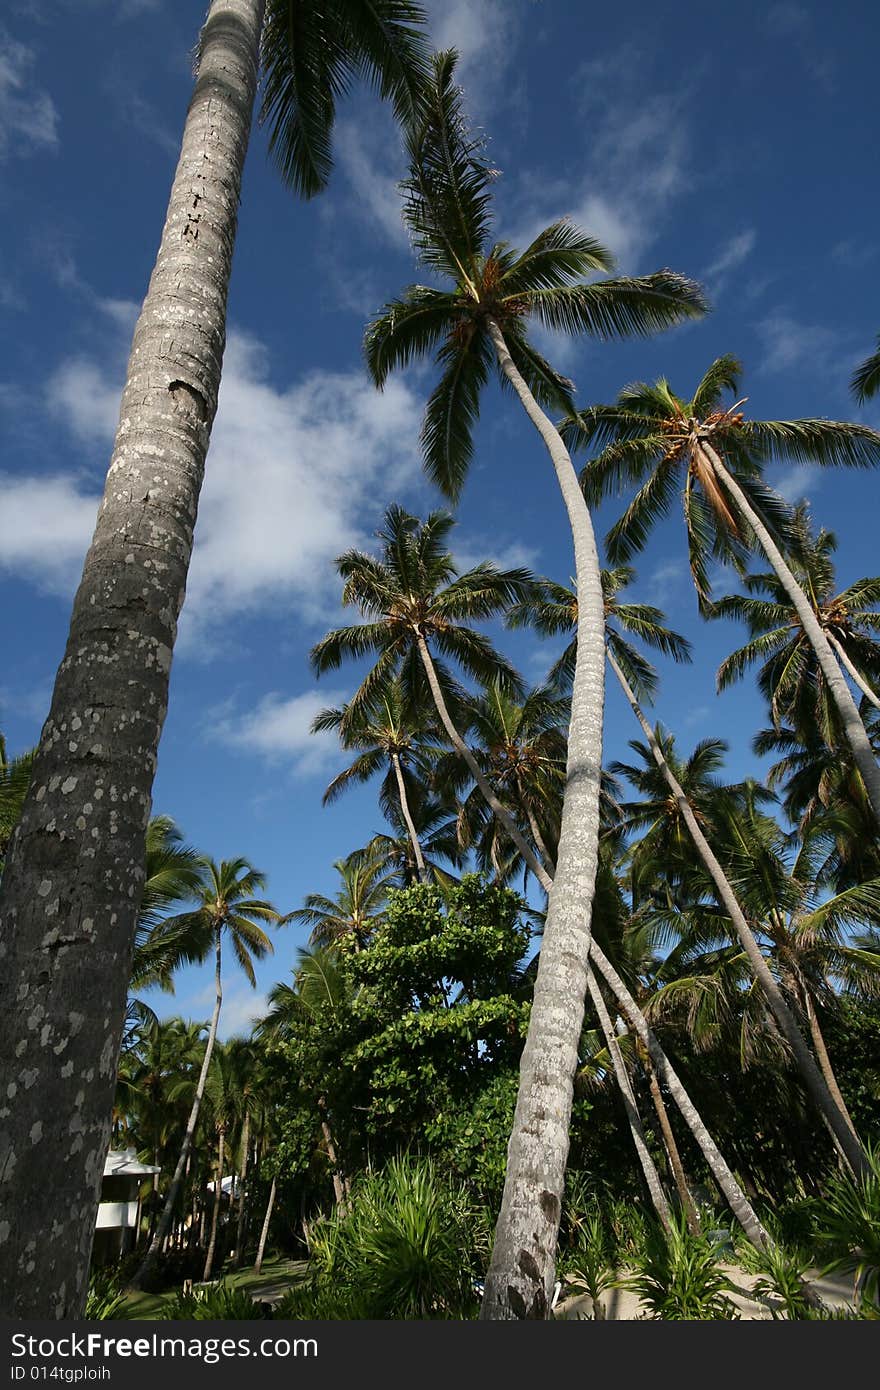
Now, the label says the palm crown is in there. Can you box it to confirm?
[567,354,880,606]
[364,49,707,501]
[163,857,279,986]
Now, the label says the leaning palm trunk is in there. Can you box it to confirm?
[701,441,880,821]
[802,990,861,1141]
[642,1050,702,1235]
[0,0,264,1319]
[825,631,880,713]
[390,750,428,881]
[588,941,771,1251]
[134,932,224,1287]
[254,1174,277,1274]
[607,644,869,1177]
[203,1128,226,1281]
[478,319,606,1320]
[585,969,672,1230]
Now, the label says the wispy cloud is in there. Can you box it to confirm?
[0,29,58,159]
[0,473,97,595]
[702,229,757,298]
[430,0,525,115]
[754,312,847,377]
[103,67,179,158]
[765,3,836,90]
[208,688,346,778]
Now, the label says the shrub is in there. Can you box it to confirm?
[812,1141,880,1307]
[625,1215,739,1320]
[84,1272,128,1320]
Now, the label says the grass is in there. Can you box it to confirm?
[119,1254,309,1320]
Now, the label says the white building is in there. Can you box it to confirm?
[93,1148,160,1264]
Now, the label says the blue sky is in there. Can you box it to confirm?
[1,0,878,1037]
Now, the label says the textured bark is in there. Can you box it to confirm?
[644,1052,702,1235]
[233,1110,250,1266]
[391,750,428,881]
[254,1174,276,1274]
[0,0,264,1320]
[826,631,880,712]
[703,442,880,822]
[585,970,672,1230]
[588,941,771,1251]
[134,931,224,1288]
[320,1119,349,1211]
[480,319,605,1321]
[607,645,868,1176]
[202,1127,225,1281]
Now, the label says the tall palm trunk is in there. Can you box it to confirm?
[390,750,428,881]
[479,318,606,1320]
[585,970,672,1230]
[233,1111,251,1267]
[254,1174,276,1274]
[642,1049,702,1235]
[134,930,224,1287]
[802,991,861,1140]
[607,644,869,1177]
[702,441,880,821]
[587,940,771,1251]
[0,0,264,1320]
[825,631,880,712]
[203,1127,226,1281]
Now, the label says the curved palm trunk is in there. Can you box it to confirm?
[802,991,861,1141]
[478,318,606,1320]
[233,1111,250,1267]
[643,1051,702,1235]
[254,1174,277,1274]
[702,442,880,821]
[524,798,555,878]
[203,1127,226,1281]
[390,751,428,881]
[134,931,224,1288]
[585,969,672,1230]
[826,631,880,713]
[607,644,868,1176]
[0,0,264,1320]
[587,940,771,1250]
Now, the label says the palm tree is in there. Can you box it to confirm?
[365,785,464,887]
[362,53,705,1317]
[134,857,280,1287]
[567,355,880,819]
[201,1040,243,1281]
[0,734,33,875]
[0,2,430,1319]
[287,850,395,950]
[313,680,445,881]
[713,506,880,726]
[852,336,880,403]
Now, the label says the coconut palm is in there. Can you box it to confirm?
[0,2,431,1318]
[852,336,880,404]
[365,785,464,888]
[287,850,396,950]
[567,355,880,820]
[363,51,706,1318]
[313,681,446,882]
[133,858,280,1287]
[713,506,880,731]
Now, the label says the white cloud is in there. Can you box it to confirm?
[0,30,58,159]
[209,688,345,777]
[754,313,844,375]
[769,463,820,504]
[702,229,757,297]
[13,325,423,638]
[335,119,408,248]
[0,473,97,594]
[430,0,523,113]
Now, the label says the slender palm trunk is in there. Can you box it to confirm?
[233,1111,251,1266]
[390,751,428,881]
[703,442,880,821]
[0,0,264,1320]
[585,970,672,1230]
[643,1051,702,1235]
[134,932,224,1287]
[203,1128,225,1281]
[826,631,880,712]
[524,798,555,877]
[479,318,606,1320]
[802,992,861,1140]
[254,1175,276,1274]
[606,645,868,1177]
[587,940,771,1250]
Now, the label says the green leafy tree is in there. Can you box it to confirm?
[363,51,705,1317]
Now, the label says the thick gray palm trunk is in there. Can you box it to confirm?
[825,631,880,713]
[585,970,672,1230]
[135,931,224,1288]
[0,0,264,1319]
[480,319,606,1320]
[390,750,428,881]
[702,442,880,821]
[607,645,868,1177]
